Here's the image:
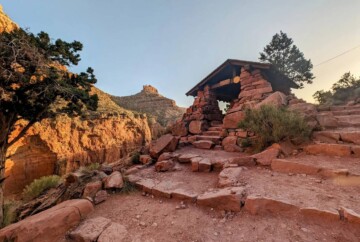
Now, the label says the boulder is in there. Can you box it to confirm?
[103,171,124,189]
[139,155,152,164]
[223,111,245,129]
[68,217,112,242]
[316,113,338,128]
[222,136,242,152]
[94,190,108,205]
[83,180,102,198]
[178,154,199,163]
[158,152,173,162]
[193,140,214,149]
[191,157,203,172]
[251,143,281,166]
[198,158,212,172]
[171,121,188,137]
[218,167,243,187]
[197,187,246,211]
[0,199,94,242]
[189,120,207,134]
[149,134,179,158]
[255,91,287,108]
[97,222,128,242]
[155,159,175,172]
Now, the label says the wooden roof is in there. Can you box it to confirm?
[186,59,297,97]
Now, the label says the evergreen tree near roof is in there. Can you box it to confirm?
[259,31,314,88]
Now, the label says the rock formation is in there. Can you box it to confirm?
[111,85,185,128]
[5,87,151,195]
[0,5,18,33]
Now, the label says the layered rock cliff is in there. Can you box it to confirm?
[0,5,18,33]
[5,88,151,195]
[112,85,186,127]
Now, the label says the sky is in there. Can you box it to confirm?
[1,0,360,107]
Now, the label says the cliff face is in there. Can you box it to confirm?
[0,5,18,33]
[5,88,151,195]
[112,85,186,127]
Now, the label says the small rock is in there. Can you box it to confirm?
[136,215,141,219]
[152,222,158,227]
[301,227,309,232]
[139,222,146,227]
[214,232,219,236]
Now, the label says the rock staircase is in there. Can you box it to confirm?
[190,123,224,150]
[126,104,360,231]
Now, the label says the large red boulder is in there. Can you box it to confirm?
[0,199,94,242]
[171,121,188,136]
[149,134,179,158]
[223,111,245,129]
[189,120,207,134]
[222,136,242,152]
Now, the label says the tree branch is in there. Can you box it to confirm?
[7,119,36,148]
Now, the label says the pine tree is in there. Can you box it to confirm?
[0,28,98,225]
[259,31,314,88]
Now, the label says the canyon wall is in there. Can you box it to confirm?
[5,88,152,196]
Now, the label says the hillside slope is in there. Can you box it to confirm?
[112,85,185,127]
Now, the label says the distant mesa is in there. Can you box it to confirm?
[111,85,185,128]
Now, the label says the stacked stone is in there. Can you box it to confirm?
[221,67,274,151]
[183,86,223,123]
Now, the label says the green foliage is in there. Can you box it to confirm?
[22,175,61,201]
[259,31,314,88]
[3,200,21,227]
[86,162,100,171]
[238,105,311,150]
[313,72,360,105]
[130,152,141,164]
[120,179,136,194]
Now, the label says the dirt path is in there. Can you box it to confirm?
[88,192,359,242]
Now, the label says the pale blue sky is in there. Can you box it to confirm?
[2,0,360,106]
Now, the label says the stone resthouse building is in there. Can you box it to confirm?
[172,59,300,151]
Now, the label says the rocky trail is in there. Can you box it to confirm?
[61,104,360,241]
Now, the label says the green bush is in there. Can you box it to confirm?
[23,175,61,201]
[3,200,21,227]
[238,105,311,150]
[86,162,100,171]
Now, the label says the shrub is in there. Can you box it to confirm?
[120,179,136,194]
[238,105,311,150]
[130,152,140,164]
[3,200,21,227]
[23,175,61,201]
[86,162,100,171]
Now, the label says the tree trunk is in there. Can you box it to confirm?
[0,146,6,228]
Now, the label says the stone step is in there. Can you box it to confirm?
[127,162,360,226]
[329,105,360,111]
[271,155,360,178]
[336,115,360,127]
[195,135,222,144]
[312,129,360,145]
[304,143,360,157]
[332,109,360,116]
[240,168,360,225]
[192,140,214,150]
[202,130,221,136]
[208,126,222,131]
